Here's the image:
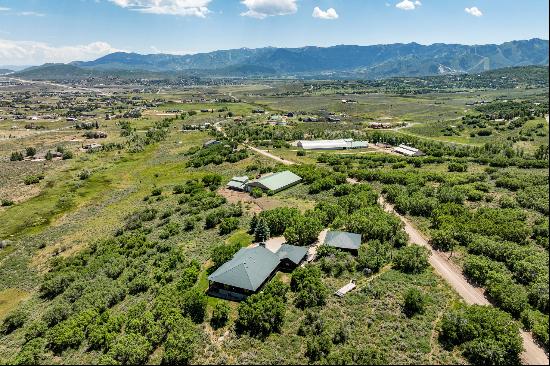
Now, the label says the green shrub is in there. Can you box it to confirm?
[306,333,332,362]
[162,317,198,364]
[181,288,207,324]
[236,290,286,338]
[284,213,323,247]
[79,170,90,180]
[211,242,242,270]
[210,302,231,329]
[1,198,14,207]
[46,318,86,353]
[219,217,239,235]
[291,266,328,309]
[24,321,47,342]
[521,309,549,348]
[26,147,37,157]
[2,309,27,334]
[12,338,45,365]
[10,151,24,161]
[250,187,263,198]
[357,240,391,273]
[403,288,425,317]
[109,333,152,365]
[24,175,42,185]
[448,162,468,172]
[440,305,522,365]
[393,245,430,274]
[485,271,528,317]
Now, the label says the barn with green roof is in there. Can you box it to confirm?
[246,171,302,193]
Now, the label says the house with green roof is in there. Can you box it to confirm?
[324,230,362,255]
[208,243,308,300]
[246,171,302,193]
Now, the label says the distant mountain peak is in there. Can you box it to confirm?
[20,39,550,80]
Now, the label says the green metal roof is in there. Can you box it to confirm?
[324,231,362,250]
[227,176,249,190]
[276,244,308,264]
[207,246,280,291]
[249,171,302,192]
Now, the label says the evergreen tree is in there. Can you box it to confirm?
[254,217,270,243]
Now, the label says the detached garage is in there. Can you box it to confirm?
[246,171,302,193]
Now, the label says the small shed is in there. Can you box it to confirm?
[324,231,362,254]
[247,171,302,193]
[204,139,220,147]
[335,280,356,297]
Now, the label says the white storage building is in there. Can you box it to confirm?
[393,144,424,157]
[297,139,368,150]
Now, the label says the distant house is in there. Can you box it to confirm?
[276,244,308,271]
[247,171,302,193]
[393,144,424,157]
[208,244,308,300]
[297,139,368,150]
[226,176,249,191]
[324,230,362,255]
[204,139,220,147]
[369,122,392,129]
[302,117,320,122]
[83,143,103,151]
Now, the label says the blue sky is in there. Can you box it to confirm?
[0,0,548,65]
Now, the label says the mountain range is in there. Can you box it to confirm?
[14,38,549,80]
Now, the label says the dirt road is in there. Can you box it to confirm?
[246,145,296,166]
[246,145,549,366]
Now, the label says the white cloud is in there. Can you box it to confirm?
[241,0,297,19]
[109,0,211,17]
[312,7,338,20]
[396,0,418,10]
[0,7,11,11]
[465,6,482,17]
[0,39,121,65]
[19,11,45,16]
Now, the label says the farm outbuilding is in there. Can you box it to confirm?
[393,144,424,157]
[297,139,368,150]
[324,230,362,254]
[226,176,249,191]
[247,171,302,193]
